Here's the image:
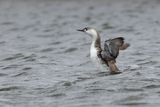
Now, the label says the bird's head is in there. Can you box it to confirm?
[77,27,98,38]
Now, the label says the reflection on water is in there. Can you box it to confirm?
[0,0,160,107]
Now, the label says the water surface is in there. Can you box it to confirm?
[0,0,160,107]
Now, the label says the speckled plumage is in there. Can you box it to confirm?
[77,27,130,74]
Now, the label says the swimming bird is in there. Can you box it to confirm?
[77,27,130,74]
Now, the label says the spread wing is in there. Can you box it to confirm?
[101,37,129,61]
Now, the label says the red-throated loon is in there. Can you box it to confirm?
[77,27,130,74]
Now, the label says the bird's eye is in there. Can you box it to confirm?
[84,28,88,31]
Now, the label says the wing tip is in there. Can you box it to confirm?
[120,43,130,50]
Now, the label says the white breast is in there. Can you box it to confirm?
[90,44,103,68]
[90,43,98,61]
[90,43,109,72]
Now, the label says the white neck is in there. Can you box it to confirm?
[86,29,101,58]
[89,30,99,40]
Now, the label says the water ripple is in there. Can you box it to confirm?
[0,86,20,92]
[2,53,24,61]
[0,0,159,107]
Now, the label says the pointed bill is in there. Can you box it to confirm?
[77,29,84,32]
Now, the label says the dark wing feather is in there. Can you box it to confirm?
[111,37,124,47]
[109,37,124,58]
[101,37,125,61]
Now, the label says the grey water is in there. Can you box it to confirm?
[0,0,160,107]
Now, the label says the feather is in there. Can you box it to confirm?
[101,37,129,61]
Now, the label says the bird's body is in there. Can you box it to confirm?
[77,27,130,74]
[87,28,104,70]
[90,42,109,72]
